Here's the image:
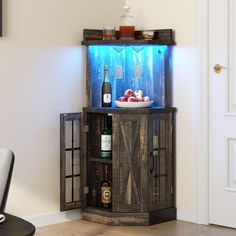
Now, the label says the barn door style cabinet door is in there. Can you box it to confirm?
[60,29,176,225]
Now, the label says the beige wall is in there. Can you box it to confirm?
[127,0,198,220]
[0,0,124,218]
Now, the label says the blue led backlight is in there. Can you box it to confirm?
[88,45,170,107]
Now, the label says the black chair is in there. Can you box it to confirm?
[0,148,14,213]
[0,148,35,235]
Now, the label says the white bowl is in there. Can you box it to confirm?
[115,100,153,108]
[142,31,155,40]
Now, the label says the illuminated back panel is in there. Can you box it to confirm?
[87,45,171,108]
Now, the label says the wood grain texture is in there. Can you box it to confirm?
[83,107,176,114]
[82,29,175,43]
[82,207,175,225]
[83,110,176,225]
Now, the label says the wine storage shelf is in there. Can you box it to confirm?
[89,158,112,164]
[60,29,177,225]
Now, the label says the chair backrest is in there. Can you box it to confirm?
[0,148,14,213]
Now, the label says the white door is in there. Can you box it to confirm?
[209,0,236,228]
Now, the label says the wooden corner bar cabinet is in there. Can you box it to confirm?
[60,29,177,225]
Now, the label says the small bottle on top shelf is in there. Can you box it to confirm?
[119,5,135,40]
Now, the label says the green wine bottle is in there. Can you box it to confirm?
[101,116,112,159]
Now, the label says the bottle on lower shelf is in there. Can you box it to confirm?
[100,164,112,208]
[100,115,112,159]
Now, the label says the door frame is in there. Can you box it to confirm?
[196,0,209,224]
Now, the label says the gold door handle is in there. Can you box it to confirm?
[214,64,223,73]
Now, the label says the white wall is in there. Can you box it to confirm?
[127,0,198,222]
[0,0,124,219]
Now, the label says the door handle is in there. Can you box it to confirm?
[150,152,154,173]
[214,64,223,73]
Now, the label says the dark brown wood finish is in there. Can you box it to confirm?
[82,39,175,46]
[60,113,83,211]
[60,31,177,225]
[165,47,172,107]
[114,115,140,212]
[172,112,177,208]
[86,48,91,108]
[82,109,176,225]
[83,207,150,226]
[82,29,175,45]
[112,114,149,213]
[148,113,174,212]
[60,109,176,224]
[0,213,35,236]
[82,207,176,226]
[81,112,88,209]
[83,107,176,114]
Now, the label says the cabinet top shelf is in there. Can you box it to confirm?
[83,106,176,114]
[81,29,175,46]
[81,39,175,46]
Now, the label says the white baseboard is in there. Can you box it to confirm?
[177,208,197,223]
[25,209,82,228]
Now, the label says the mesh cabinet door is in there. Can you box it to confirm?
[60,112,84,211]
[148,113,174,211]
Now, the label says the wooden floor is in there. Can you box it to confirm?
[35,220,236,236]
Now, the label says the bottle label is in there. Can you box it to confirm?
[101,135,111,150]
[103,94,111,103]
[153,135,158,149]
[101,186,112,203]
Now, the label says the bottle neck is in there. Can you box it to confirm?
[103,116,108,129]
[104,70,109,82]
[122,6,134,26]
[104,165,108,180]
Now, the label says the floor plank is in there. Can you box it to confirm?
[35,220,236,236]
